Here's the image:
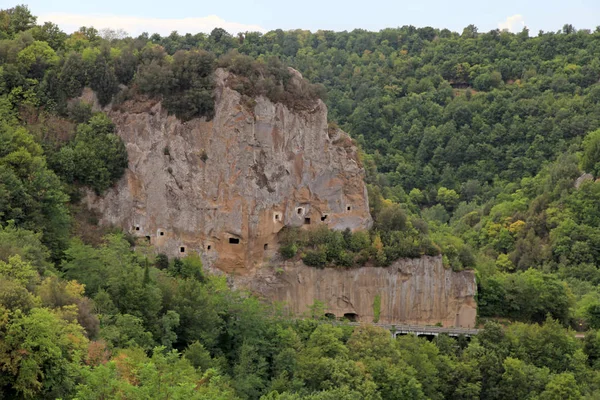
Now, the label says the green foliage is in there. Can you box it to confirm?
[0,307,88,398]
[2,6,600,398]
[0,109,70,261]
[479,269,574,324]
[51,113,128,193]
[581,130,600,176]
[372,294,381,323]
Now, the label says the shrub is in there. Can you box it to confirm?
[280,243,298,259]
[302,248,327,268]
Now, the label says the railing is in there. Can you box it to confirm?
[321,320,480,336]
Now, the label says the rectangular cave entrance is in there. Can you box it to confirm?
[229,238,240,244]
[264,243,268,250]
[304,217,311,225]
[180,246,185,253]
[321,215,328,221]
[343,313,358,322]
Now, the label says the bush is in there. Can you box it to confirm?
[302,248,327,268]
[280,243,298,259]
[53,113,128,194]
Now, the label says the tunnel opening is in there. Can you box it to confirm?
[324,313,336,320]
[343,313,358,322]
[304,217,311,225]
[229,238,240,244]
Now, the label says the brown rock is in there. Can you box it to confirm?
[83,70,477,328]
[84,69,372,275]
[242,255,477,328]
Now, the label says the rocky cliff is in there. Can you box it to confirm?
[84,68,372,274]
[84,69,477,328]
[242,255,477,328]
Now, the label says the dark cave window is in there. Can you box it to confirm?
[297,208,303,214]
[229,238,240,244]
[321,215,328,221]
[264,243,268,250]
[304,217,311,225]
[207,245,211,250]
[180,246,185,253]
[135,226,140,231]
[159,231,164,236]
[347,206,351,211]
[145,236,151,242]
[343,313,358,322]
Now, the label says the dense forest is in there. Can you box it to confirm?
[2,3,600,399]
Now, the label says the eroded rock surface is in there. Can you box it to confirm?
[84,69,477,327]
[84,69,372,274]
[242,255,477,328]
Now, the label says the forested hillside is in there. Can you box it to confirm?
[3,4,600,399]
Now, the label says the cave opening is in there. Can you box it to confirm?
[135,226,140,231]
[297,208,303,215]
[264,243,268,250]
[159,231,164,236]
[346,205,351,211]
[180,246,185,253]
[321,215,328,221]
[324,313,336,320]
[229,238,240,244]
[145,236,151,242]
[343,313,358,322]
[304,217,311,225]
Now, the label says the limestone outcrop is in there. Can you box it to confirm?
[242,255,477,328]
[84,69,477,328]
[84,68,372,274]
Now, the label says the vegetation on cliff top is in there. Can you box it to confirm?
[3,3,600,398]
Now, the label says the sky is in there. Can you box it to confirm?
[14,0,600,37]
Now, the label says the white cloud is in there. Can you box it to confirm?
[498,14,526,33]
[38,13,267,36]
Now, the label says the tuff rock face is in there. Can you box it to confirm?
[84,69,477,327]
[84,68,372,274]
[240,255,477,328]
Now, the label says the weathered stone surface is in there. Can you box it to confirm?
[575,173,594,188]
[241,255,477,328]
[84,69,372,274]
[83,69,477,327]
